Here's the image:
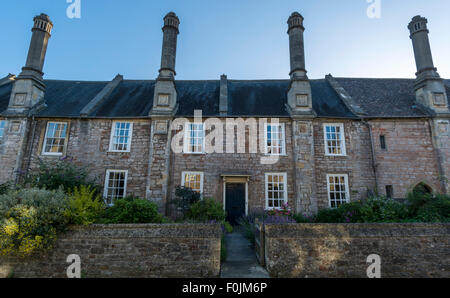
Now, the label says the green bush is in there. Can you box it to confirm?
[186,199,226,222]
[65,185,106,225]
[170,186,202,218]
[100,196,166,224]
[221,235,227,262]
[0,188,69,257]
[0,182,12,195]
[359,197,408,223]
[409,193,450,222]
[26,158,100,193]
[295,193,449,224]
[224,221,233,233]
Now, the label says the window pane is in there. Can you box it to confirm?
[43,123,67,154]
[327,175,349,208]
[111,122,132,151]
[266,174,287,209]
[266,124,285,155]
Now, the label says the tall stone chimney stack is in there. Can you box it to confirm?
[288,12,307,80]
[159,12,180,79]
[21,14,53,81]
[408,15,448,114]
[151,12,180,116]
[7,13,53,114]
[286,12,314,118]
[408,16,450,194]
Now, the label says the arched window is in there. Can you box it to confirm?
[413,183,433,195]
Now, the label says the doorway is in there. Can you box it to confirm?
[225,183,246,225]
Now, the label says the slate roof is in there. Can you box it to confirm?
[0,76,448,119]
[38,80,109,117]
[336,78,450,118]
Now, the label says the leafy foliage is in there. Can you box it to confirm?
[65,185,106,225]
[0,182,12,195]
[26,157,100,193]
[171,186,202,218]
[408,191,450,222]
[186,199,226,223]
[100,196,166,224]
[0,188,69,257]
[295,193,449,224]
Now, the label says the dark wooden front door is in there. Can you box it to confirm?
[226,183,246,225]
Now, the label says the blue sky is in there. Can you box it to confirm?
[2,0,450,81]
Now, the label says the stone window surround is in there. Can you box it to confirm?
[183,122,205,154]
[0,119,6,141]
[264,123,287,156]
[323,123,347,156]
[41,121,69,156]
[265,172,288,210]
[181,171,204,194]
[103,169,128,206]
[108,121,134,153]
[326,174,350,208]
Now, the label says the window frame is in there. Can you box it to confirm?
[181,171,204,194]
[42,121,69,156]
[264,123,286,156]
[265,172,288,210]
[326,174,350,208]
[0,120,6,140]
[323,123,347,156]
[386,185,394,199]
[103,169,128,206]
[183,122,205,154]
[380,135,387,150]
[108,121,134,153]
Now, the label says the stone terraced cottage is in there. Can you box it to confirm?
[0,12,449,223]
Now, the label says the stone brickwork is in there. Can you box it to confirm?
[292,120,317,214]
[431,118,450,193]
[0,115,447,218]
[0,224,221,278]
[168,119,296,214]
[263,223,450,278]
[0,118,30,184]
[370,119,442,197]
[313,120,376,209]
[147,119,173,210]
[23,118,151,198]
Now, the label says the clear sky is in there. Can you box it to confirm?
[2,0,450,81]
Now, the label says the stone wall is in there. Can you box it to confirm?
[263,223,450,278]
[169,118,296,214]
[24,118,152,199]
[0,118,30,184]
[0,224,221,278]
[313,120,376,209]
[369,119,442,197]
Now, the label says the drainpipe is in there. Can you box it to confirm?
[362,119,379,195]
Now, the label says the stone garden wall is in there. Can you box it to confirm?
[263,223,450,278]
[0,224,221,278]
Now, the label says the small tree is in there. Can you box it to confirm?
[170,186,202,218]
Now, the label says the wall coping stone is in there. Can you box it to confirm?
[264,223,450,238]
[65,223,222,238]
